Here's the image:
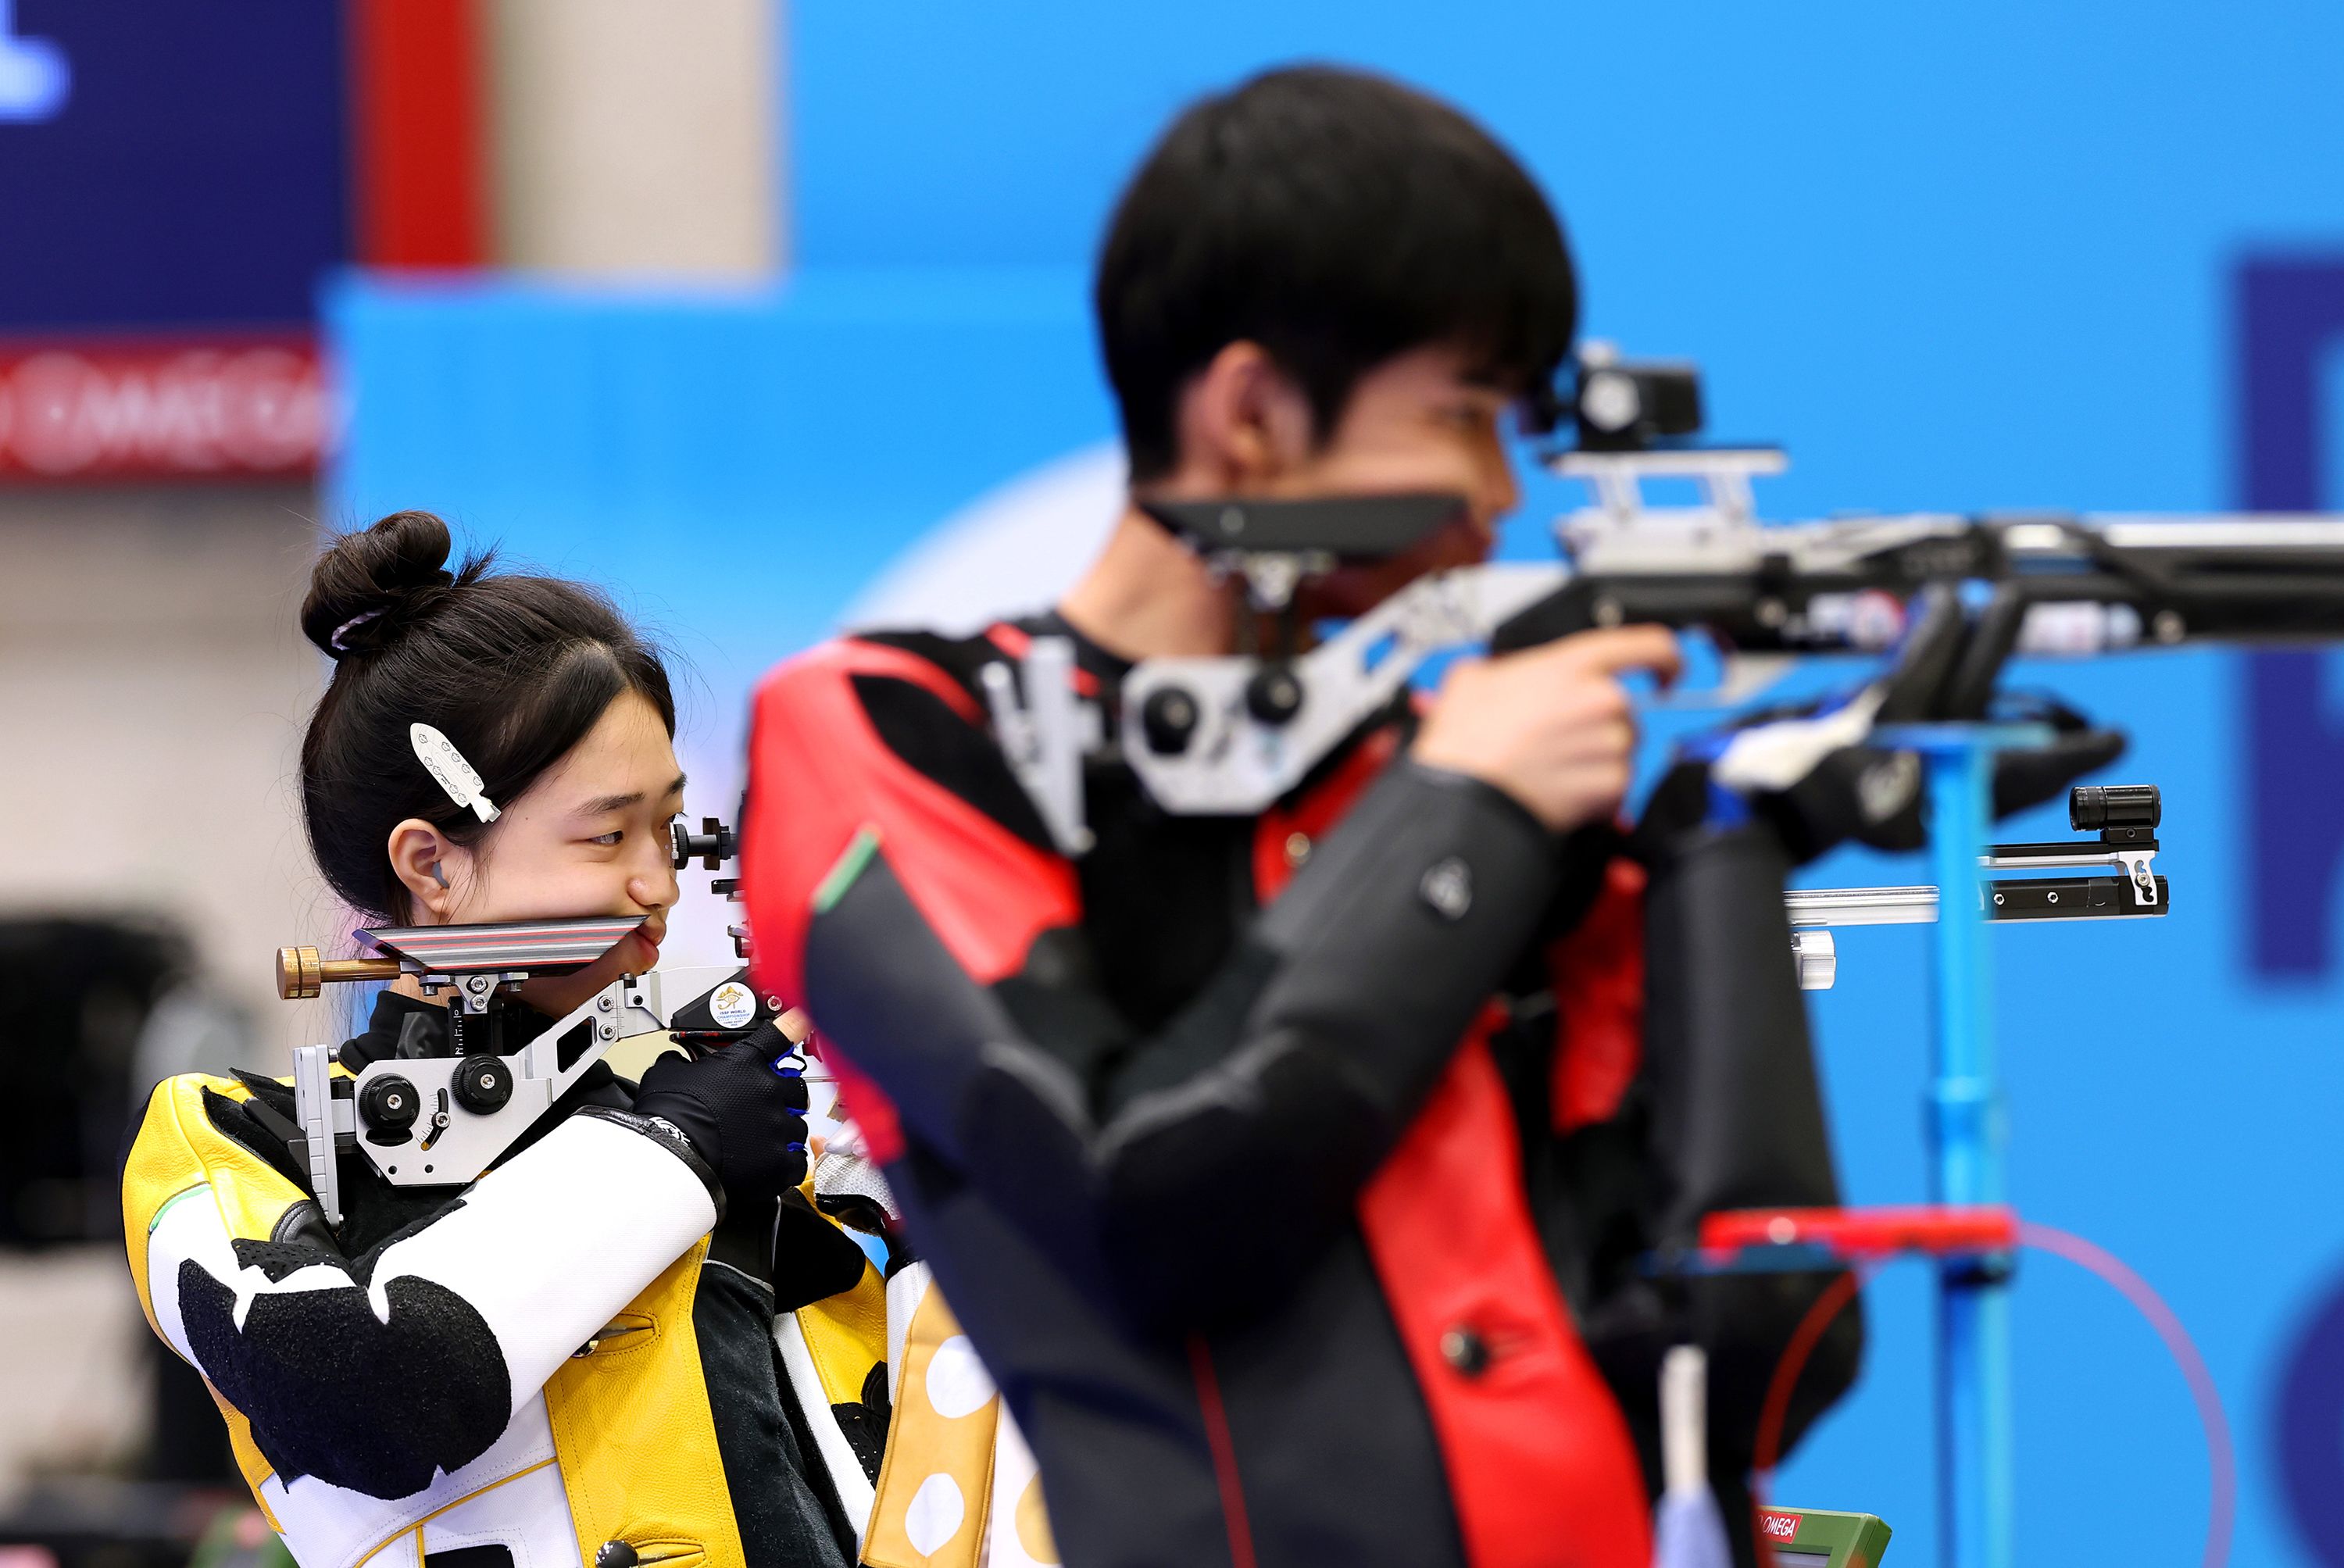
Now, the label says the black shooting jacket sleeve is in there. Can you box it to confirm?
[774,723,1563,1334]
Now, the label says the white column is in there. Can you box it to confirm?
[488,0,783,278]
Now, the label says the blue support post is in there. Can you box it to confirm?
[1917,733,2014,1568]
[1931,741,2006,1566]
[1874,721,2042,1568]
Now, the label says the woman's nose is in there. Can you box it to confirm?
[629,859,680,913]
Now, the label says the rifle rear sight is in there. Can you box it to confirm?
[1524,341,1706,452]
[671,816,737,871]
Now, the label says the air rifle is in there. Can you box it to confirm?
[964,352,2342,995]
[1111,355,2344,816]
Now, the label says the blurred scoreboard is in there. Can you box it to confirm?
[0,1,348,478]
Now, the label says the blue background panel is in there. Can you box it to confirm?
[329,269,1107,729]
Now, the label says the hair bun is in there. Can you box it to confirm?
[302,510,463,660]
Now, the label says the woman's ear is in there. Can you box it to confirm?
[1174,341,1317,489]
[386,818,465,922]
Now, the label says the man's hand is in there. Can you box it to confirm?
[1413,626,1681,832]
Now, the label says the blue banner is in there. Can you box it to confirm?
[0,0,345,331]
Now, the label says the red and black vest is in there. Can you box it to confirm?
[744,621,1654,1568]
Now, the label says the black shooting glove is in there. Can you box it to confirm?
[632,1022,812,1213]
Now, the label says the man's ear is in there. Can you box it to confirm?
[1173,341,1317,489]
[386,818,466,921]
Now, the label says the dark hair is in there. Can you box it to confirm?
[1095,66,1579,484]
[298,510,677,923]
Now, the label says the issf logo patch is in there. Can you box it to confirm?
[708,981,758,1031]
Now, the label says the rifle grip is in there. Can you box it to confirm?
[1489,579,1599,654]
[1942,586,2029,720]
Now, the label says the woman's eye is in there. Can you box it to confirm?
[590,830,624,846]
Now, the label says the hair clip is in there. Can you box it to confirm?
[410,723,501,823]
[329,609,385,653]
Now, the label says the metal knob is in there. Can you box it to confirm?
[358,1073,420,1134]
[452,1053,514,1115]
[1791,929,1838,991]
[1140,686,1200,754]
[277,945,401,1000]
[277,945,321,999]
[1244,663,1305,727]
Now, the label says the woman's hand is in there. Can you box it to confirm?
[631,1025,812,1210]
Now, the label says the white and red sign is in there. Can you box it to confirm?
[0,338,331,480]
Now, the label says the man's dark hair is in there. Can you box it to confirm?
[1095,65,1578,483]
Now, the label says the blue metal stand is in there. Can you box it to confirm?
[1874,723,2045,1568]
